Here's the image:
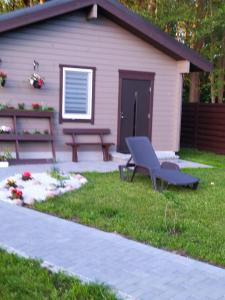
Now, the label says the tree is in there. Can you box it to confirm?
[0,0,43,12]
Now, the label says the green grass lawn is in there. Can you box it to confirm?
[34,149,225,268]
[0,249,118,300]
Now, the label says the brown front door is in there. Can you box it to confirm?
[118,70,154,153]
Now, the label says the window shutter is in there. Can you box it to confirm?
[64,70,89,114]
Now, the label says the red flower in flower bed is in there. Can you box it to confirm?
[11,188,23,200]
[22,171,32,181]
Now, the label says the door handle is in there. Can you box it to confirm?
[121,112,126,119]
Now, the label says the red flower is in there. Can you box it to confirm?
[23,171,31,177]
[22,171,32,181]
[11,188,23,200]
[16,190,22,197]
[32,103,40,109]
[37,79,43,87]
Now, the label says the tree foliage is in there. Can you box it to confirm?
[0,0,40,12]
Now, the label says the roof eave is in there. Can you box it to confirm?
[97,0,212,72]
[0,0,94,33]
[190,62,213,72]
[0,0,212,72]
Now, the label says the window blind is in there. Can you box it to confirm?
[64,70,89,114]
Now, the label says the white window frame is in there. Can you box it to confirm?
[62,67,93,121]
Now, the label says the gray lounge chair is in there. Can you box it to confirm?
[119,136,199,191]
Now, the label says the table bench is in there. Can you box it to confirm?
[63,128,114,162]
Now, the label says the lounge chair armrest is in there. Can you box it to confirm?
[161,161,180,171]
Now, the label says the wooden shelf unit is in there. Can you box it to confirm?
[0,110,56,164]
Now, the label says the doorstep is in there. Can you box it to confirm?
[110,151,178,164]
[110,151,211,169]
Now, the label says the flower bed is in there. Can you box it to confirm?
[0,170,87,206]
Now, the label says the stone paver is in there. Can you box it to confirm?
[0,201,224,300]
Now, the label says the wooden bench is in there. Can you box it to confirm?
[63,128,114,162]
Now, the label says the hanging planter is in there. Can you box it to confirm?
[29,73,44,89]
[0,72,7,88]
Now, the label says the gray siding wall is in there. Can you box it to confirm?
[0,11,184,157]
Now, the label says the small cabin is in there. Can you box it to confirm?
[0,0,211,162]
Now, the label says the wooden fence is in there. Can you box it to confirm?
[181,103,225,154]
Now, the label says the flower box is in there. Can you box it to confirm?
[0,134,17,141]
[18,134,53,141]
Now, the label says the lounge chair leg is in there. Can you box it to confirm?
[119,165,126,181]
[191,182,199,190]
[151,176,158,191]
[160,180,164,192]
[131,167,137,182]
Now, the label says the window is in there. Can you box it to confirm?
[60,66,95,123]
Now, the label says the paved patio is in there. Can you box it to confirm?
[0,201,224,300]
[0,159,210,181]
[0,161,119,181]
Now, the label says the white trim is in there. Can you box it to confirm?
[62,67,93,120]
[87,4,98,19]
[177,60,190,73]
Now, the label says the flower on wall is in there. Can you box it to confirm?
[32,103,41,110]
[29,73,44,89]
[0,71,7,87]
[18,103,25,110]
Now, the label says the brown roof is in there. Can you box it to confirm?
[0,0,212,72]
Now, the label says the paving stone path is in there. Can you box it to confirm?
[0,201,224,300]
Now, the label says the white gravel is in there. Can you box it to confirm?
[0,172,87,206]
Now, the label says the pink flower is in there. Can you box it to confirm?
[22,171,32,181]
[23,171,31,177]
